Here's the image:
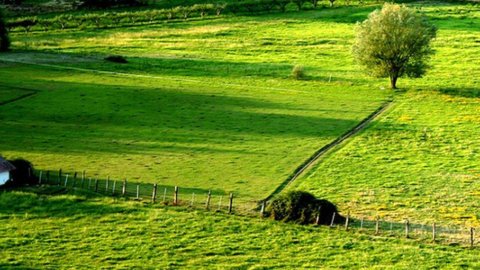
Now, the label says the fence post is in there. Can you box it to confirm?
[81,171,85,188]
[38,170,43,185]
[375,217,380,235]
[470,227,475,248]
[94,178,99,192]
[64,174,69,187]
[73,172,77,188]
[58,169,62,185]
[330,212,336,227]
[405,219,410,238]
[122,179,127,197]
[174,186,178,205]
[345,212,350,231]
[112,180,117,195]
[228,193,233,214]
[106,176,110,192]
[432,222,436,242]
[152,184,157,203]
[205,190,211,210]
[260,201,266,217]
[136,185,140,200]
[315,206,322,226]
[360,217,364,229]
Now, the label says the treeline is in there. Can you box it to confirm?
[6,0,348,32]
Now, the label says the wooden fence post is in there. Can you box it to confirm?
[38,170,43,185]
[64,174,69,187]
[375,217,380,235]
[136,185,140,200]
[205,190,211,210]
[94,178,99,192]
[360,217,364,229]
[228,193,233,214]
[345,212,350,231]
[470,227,475,248]
[432,222,436,242]
[81,171,85,188]
[112,180,117,195]
[315,206,322,226]
[106,176,109,192]
[122,179,127,197]
[330,212,336,227]
[405,220,410,238]
[152,184,158,203]
[174,186,178,205]
[260,201,266,217]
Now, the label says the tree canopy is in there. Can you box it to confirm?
[352,3,437,89]
[0,8,10,52]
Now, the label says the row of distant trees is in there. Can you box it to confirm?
[6,0,350,32]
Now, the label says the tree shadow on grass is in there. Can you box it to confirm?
[0,79,361,155]
[438,87,480,98]
[0,188,139,218]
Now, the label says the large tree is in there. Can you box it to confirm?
[352,3,436,89]
[0,7,10,52]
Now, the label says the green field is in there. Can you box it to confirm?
[1,189,479,269]
[1,1,479,268]
[0,5,399,201]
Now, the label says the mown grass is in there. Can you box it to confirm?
[288,4,480,226]
[0,5,395,201]
[1,189,479,269]
[0,1,478,222]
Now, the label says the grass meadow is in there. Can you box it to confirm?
[1,188,480,269]
[0,2,479,268]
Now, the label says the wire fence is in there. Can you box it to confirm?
[34,169,477,248]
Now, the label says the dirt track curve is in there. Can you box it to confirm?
[264,100,394,202]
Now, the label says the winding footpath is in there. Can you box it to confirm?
[264,99,394,201]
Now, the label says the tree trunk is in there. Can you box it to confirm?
[390,75,398,89]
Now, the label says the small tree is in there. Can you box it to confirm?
[352,3,436,89]
[0,8,10,52]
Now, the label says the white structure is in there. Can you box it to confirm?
[0,156,15,186]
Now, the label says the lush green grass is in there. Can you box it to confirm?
[287,4,480,226]
[0,5,396,201]
[1,189,479,269]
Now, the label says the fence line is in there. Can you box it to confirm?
[34,169,477,248]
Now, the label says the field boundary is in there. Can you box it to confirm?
[29,169,478,248]
[264,99,394,201]
[0,84,39,106]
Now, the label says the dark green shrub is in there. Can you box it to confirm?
[105,55,128,63]
[267,191,344,225]
[5,159,38,187]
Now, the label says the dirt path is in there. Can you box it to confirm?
[264,100,394,201]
